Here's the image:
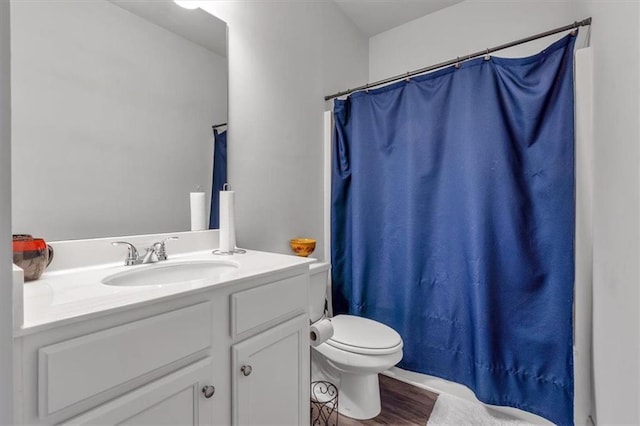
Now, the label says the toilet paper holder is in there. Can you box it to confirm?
[214,183,246,255]
[310,318,334,347]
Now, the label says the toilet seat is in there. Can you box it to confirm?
[327,315,403,356]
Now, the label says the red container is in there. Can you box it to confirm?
[12,235,54,281]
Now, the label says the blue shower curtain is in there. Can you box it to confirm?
[332,35,575,425]
[209,129,227,229]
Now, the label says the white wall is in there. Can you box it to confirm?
[10,0,227,241]
[0,1,13,422]
[200,0,368,259]
[369,0,589,81]
[585,1,640,424]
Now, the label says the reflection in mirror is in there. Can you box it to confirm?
[10,0,227,241]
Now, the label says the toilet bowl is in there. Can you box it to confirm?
[309,262,404,420]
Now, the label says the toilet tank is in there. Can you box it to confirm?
[309,262,331,323]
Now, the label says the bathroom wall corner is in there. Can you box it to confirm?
[587,1,640,424]
[0,0,14,422]
[199,1,368,257]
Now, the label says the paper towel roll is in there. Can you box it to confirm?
[310,319,334,347]
[219,189,236,252]
[190,192,206,231]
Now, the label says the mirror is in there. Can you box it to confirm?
[10,0,227,241]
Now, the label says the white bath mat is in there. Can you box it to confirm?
[427,393,535,426]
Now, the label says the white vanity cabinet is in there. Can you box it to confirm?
[14,264,310,426]
[62,358,215,425]
[232,314,309,425]
[229,274,310,425]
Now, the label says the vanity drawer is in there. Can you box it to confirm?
[38,302,212,417]
[231,274,307,339]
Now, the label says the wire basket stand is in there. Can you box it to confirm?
[310,381,338,425]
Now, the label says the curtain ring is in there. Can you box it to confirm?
[484,48,490,61]
[405,72,411,82]
[570,21,578,36]
[455,57,461,69]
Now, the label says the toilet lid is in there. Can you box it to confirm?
[327,315,403,355]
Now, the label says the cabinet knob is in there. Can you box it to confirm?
[241,365,252,376]
[202,385,215,398]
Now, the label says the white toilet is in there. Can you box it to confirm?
[309,262,404,420]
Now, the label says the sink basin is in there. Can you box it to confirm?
[102,260,238,287]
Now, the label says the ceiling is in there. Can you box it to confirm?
[333,0,464,37]
[109,0,227,57]
[110,0,461,54]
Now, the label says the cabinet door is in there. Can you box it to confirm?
[63,358,215,425]
[232,314,310,426]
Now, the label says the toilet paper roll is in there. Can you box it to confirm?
[190,192,206,231]
[219,189,236,252]
[310,319,334,347]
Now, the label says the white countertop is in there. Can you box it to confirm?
[19,249,313,336]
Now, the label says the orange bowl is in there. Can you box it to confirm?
[289,238,316,257]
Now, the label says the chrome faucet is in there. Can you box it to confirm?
[112,237,178,266]
[111,241,140,266]
[153,237,178,261]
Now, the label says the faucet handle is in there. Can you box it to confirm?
[112,241,140,266]
[155,236,178,261]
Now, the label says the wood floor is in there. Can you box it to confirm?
[337,374,439,425]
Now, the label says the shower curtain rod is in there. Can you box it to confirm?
[212,122,227,130]
[324,17,592,101]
